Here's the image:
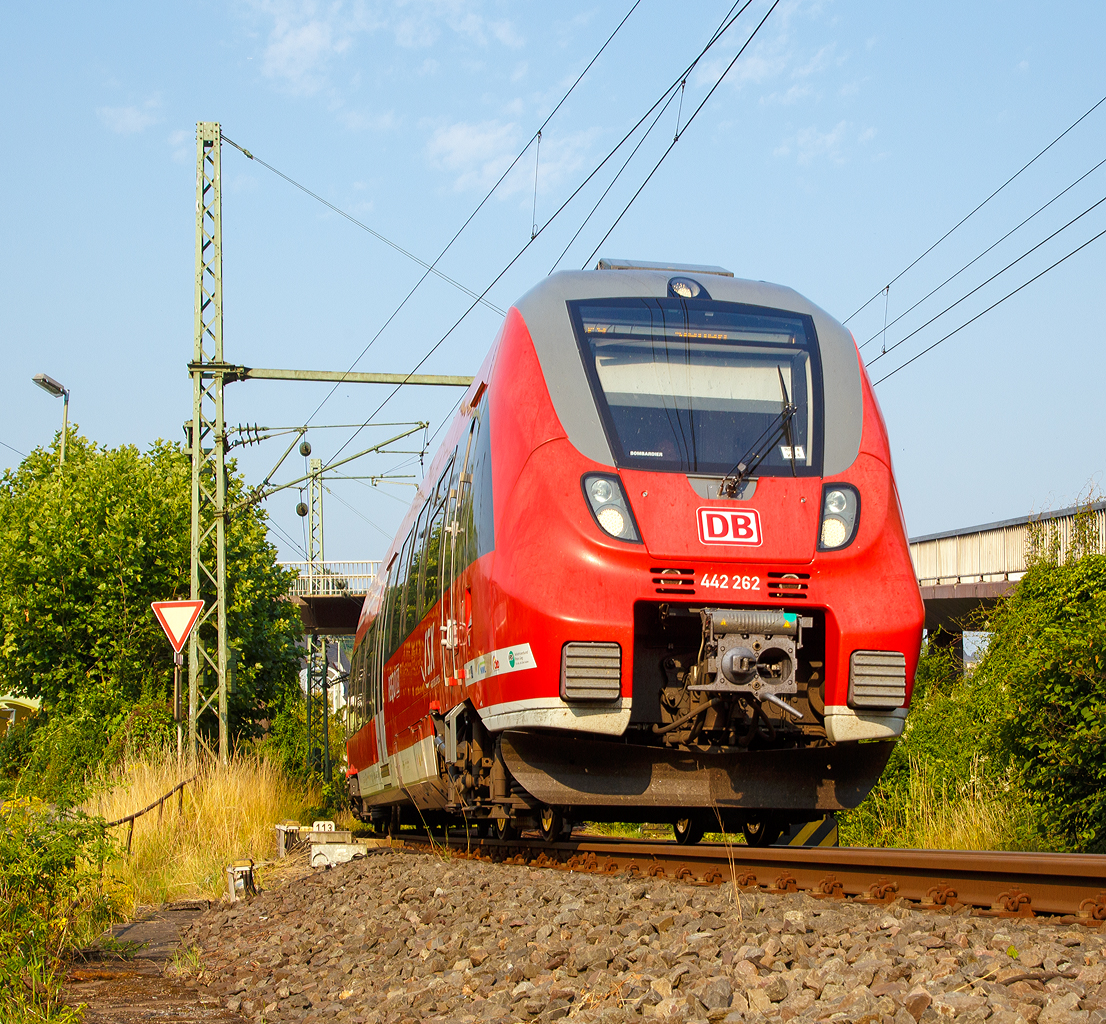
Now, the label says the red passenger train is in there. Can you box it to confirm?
[345,259,924,845]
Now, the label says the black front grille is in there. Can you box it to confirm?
[651,567,695,595]
[561,642,622,702]
[768,571,810,599]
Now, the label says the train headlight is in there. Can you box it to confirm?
[582,473,641,543]
[597,506,625,535]
[820,517,848,548]
[817,484,860,551]
[589,478,614,504]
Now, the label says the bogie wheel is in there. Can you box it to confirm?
[539,807,564,843]
[742,818,782,848]
[495,816,517,841]
[674,816,706,845]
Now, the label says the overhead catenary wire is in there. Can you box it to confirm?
[550,0,765,275]
[322,484,395,542]
[859,153,1106,352]
[549,82,684,273]
[220,133,505,318]
[581,0,779,269]
[326,0,768,468]
[267,515,309,559]
[872,225,1106,386]
[866,189,1106,368]
[1,439,27,459]
[844,91,1106,325]
[278,0,644,433]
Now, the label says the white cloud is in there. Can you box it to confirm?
[427,120,521,192]
[775,120,849,164]
[426,118,597,199]
[245,1,524,96]
[858,126,877,143]
[97,96,161,135]
[251,0,372,95]
[762,83,814,106]
[168,128,191,163]
[488,19,524,49]
[792,43,835,79]
[340,109,396,132]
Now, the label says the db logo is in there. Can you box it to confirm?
[697,507,762,546]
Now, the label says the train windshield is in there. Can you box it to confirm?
[570,297,823,476]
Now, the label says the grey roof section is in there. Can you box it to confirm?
[596,257,734,276]
[512,269,864,475]
[910,500,1106,545]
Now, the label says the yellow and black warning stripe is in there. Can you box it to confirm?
[774,814,838,847]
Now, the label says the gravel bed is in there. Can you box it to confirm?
[180,847,1106,1024]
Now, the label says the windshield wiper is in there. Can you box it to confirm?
[720,367,797,498]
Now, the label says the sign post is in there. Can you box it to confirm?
[151,601,205,769]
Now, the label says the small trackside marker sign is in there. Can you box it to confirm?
[697,507,762,546]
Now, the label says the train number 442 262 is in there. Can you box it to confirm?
[700,573,761,590]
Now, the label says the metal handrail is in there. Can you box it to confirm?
[105,775,196,853]
[278,561,379,597]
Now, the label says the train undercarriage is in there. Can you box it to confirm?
[351,602,896,846]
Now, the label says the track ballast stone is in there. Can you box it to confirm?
[180,848,1106,1023]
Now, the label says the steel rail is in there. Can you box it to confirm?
[399,833,1106,922]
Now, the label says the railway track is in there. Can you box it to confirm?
[401,832,1106,922]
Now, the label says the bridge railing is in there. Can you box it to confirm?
[278,561,379,597]
[910,503,1106,587]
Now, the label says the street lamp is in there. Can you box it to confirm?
[32,374,70,466]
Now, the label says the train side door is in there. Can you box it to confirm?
[442,424,476,684]
[420,458,453,704]
[372,555,398,789]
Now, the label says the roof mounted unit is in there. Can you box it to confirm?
[596,257,734,277]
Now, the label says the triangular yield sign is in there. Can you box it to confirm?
[151,600,205,653]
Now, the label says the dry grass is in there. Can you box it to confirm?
[841,756,1048,852]
[84,749,323,910]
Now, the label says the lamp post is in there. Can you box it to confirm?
[31,374,70,466]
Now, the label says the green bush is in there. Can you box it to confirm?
[839,640,1050,851]
[0,799,122,1022]
[981,553,1106,851]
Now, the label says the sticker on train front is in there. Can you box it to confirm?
[697,507,762,546]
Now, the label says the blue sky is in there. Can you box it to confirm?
[2,1,1104,561]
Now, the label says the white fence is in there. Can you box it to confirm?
[910,503,1106,587]
[278,561,379,597]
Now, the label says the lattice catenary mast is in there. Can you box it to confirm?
[185,121,474,766]
[188,121,230,764]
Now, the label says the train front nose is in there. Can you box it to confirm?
[620,471,821,563]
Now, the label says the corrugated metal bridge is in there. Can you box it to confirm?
[276,501,1106,653]
[910,500,1106,659]
[278,560,380,635]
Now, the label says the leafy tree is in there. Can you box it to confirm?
[0,432,302,798]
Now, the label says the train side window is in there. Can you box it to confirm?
[441,448,463,594]
[363,623,376,721]
[457,393,494,573]
[356,638,369,728]
[421,499,448,617]
[386,529,415,660]
[419,458,453,618]
[346,644,360,735]
[405,500,432,637]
